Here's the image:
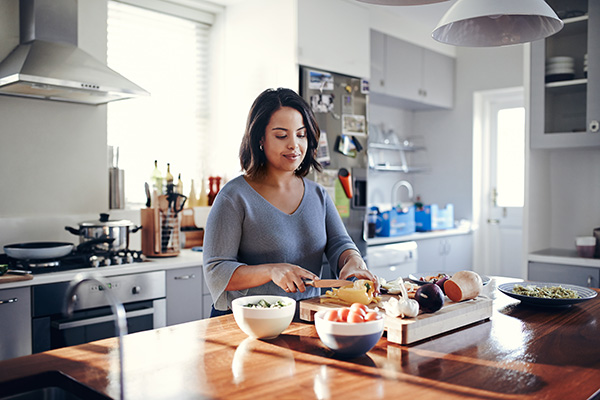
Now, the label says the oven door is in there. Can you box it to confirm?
[33,299,165,353]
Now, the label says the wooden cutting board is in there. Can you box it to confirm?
[0,274,33,284]
[299,294,493,345]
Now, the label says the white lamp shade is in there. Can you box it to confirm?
[356,0,449,5]
[432,0,564,47]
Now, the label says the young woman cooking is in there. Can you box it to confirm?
[203,88,377,316]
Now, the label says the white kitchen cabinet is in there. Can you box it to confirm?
[530,0,600,148]
[416,234,472,272]
[370,30,455,110]
[0,287,31,361]
[529,261,599,288]
[297,0,370,78]
[166,266,205,326]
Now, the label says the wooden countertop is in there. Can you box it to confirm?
[0,279,599,400]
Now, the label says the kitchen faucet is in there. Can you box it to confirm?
[64,273,127,400]
[391,180,414,208]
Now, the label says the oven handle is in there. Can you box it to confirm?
[52,307,154,330]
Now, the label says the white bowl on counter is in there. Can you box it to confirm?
[231,295,296,339]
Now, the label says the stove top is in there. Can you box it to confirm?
[0,249,145,275]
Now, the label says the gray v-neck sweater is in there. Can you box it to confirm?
[203,175,357,311]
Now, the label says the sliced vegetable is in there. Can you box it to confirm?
[444,271,483,302]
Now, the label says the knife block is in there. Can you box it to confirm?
[141,208,181,257]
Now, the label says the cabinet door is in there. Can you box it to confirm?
[528,262,599,288]
[416,238,445,272]
[385,35,423,103]
[444,235,473,271]
[297,0,370,78]
[166,266,204,326]
[0,287,31,361]
[422,49,455,109]
[370,30,386,94]
[530,0,600,148]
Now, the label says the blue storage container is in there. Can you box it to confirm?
[374,205,416,237]
[415,204,454,231]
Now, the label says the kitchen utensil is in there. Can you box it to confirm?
[304,279,353,288]
[338,168,353,199]
[3,242,74,260]
[65,213,141,252]
[145,182,152,208]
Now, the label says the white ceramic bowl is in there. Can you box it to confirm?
[314,309,384,358]
[231,295,296,339]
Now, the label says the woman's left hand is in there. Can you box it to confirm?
[338,252,380,293]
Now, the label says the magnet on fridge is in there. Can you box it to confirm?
[338,168,353,199]
[336,134,357,157]
[352,136,363,152]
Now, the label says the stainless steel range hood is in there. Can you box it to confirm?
[0,0,149,105]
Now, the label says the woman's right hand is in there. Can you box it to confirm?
[270,263,318,293]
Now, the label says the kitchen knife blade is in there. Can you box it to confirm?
[304,279,352,288]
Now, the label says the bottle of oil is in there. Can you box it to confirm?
[151,160,163,193]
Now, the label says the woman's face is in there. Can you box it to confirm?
[261,107,307,174]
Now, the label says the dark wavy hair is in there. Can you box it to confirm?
[239,88,322,179]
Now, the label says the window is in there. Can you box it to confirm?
[495,107,525,208]
[107,0,213,205]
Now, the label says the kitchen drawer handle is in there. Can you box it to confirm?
[174,274,196,280]
[0,298,18,305]
[588,276,593,287]
[52,307,154,330]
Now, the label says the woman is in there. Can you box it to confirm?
[203,88,377,316]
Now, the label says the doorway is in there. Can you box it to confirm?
[473,88,525,279]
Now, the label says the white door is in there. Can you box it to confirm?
[474,88,525,279]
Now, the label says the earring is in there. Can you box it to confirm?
[259,144,263,151]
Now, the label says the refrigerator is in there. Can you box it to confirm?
[299,66,369,258]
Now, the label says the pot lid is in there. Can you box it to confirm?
[79,213,135,227]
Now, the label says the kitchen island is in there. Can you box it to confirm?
[0,279,598,400]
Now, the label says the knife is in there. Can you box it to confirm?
[304,279,352,288]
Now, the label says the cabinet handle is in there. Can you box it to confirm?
[587,276,593,287]
[590,120,599,133]
[0,298,18,305]
[174,274,196,280]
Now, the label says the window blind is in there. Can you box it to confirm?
[107,0,211,205]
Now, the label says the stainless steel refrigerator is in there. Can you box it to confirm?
[299,66,369,257]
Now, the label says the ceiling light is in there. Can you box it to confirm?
[432,0,564,47]
[356,0,450,5]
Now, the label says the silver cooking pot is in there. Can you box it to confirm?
[65,213,141,251]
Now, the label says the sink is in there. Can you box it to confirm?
[0,371,111,400]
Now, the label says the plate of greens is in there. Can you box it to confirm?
[498,281,597,307]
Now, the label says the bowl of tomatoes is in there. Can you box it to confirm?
[314,303,384,358]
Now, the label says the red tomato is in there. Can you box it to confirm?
[365,311,381,321]
[337,307,350,322]
[324,310,339,322]
[350,303,368,316]
[347,311,365,323]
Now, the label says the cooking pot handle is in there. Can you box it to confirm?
[65,226,80,235]
[132,225,142,233]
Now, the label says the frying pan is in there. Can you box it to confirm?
[4,242,75,260]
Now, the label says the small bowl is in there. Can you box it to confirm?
[314,310,384,358]
[231,295,296,339]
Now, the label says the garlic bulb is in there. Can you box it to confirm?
[382,277,419,318]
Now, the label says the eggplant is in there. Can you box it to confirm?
[415,283,444,313]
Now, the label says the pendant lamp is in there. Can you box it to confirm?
[356,0,449,5]
[432,0,564,47]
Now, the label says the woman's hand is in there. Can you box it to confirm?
[338,250,380,293]
[270,263,318,293]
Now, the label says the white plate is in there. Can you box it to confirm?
[498,281,597,307]
[408,271,491,286]
[547,56,574,63]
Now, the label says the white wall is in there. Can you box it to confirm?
[411,45,524,220]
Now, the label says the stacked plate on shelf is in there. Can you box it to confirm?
[584,53,588,78]
[545,56,575,82]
